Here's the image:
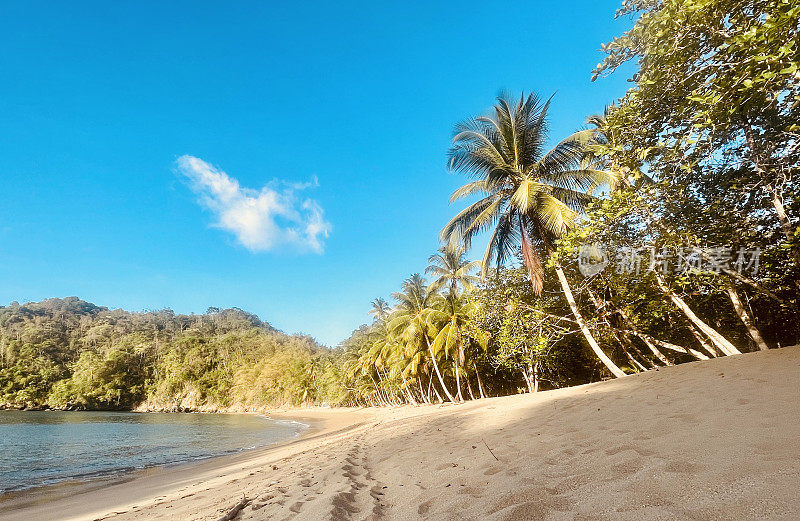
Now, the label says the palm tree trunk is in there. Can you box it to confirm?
[612,329,648,371]
[369,375,387,406]
[726,285,769,351]
[400,373,418,405]
[465,372,475,400]
[474,363,487,399]
[431,382,443,403]
[554,263,627,378]
[378,368,397,406]
[653,272,741,356]
[625,329,709,360]
[417,377,430,404]
[424,337,456,402]
[613,303,673,365]
[454,363,463,402]
[587,287,655,369]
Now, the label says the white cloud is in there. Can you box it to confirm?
[176,155,331,253]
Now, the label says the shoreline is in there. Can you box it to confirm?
[2,347,798,520]
[0,407,385,521]
[0,411,311,498]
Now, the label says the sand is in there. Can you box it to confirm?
[2,346,798,521]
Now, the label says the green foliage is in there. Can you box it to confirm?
[0,298,336,410]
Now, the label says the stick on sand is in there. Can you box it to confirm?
[482,438,499,461]
[215,497,251,521]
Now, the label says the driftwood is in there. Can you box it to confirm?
[482,438,499,461]
[215,497,252,521]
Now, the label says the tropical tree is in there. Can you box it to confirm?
[426,243,480,295]
[387,274,457,401]
[368,298,391,322]
[442,92,626,378]
[426,291,474,401]
[585,113,746,357]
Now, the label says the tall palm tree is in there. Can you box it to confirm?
[426,291,474,401]
[426,243,481,296]
[387,274,457,401]
[368,298,391,322]
[442,92,626,378]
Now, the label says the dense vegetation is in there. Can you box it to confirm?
[0,298,346,410]
[2,0,798,410]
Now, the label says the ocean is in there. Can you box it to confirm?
[0,410,305,493]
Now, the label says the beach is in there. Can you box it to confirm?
[3,346,798,521]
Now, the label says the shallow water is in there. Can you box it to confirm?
[0,410,305,493]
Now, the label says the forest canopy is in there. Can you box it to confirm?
[0,298,337,410]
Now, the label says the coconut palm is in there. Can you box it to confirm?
[368,298,391,322]
[387,274,457,401]
[426,291,474,401]
[426,243,480,296]
[442,92,626,378]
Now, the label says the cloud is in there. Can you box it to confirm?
[176,155,331,253]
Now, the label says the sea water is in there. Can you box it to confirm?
[0,410,305,493]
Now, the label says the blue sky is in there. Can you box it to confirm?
[0,1,634,346]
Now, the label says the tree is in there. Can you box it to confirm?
[368,298,391,322]
[594,0,799,267]
[387,274,457,402]
[442,92,626,378]
[426,243,480,295]
[426,291,474,401]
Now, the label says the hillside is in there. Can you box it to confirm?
[0,297,330,410]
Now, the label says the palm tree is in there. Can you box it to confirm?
[426,291,474,401]
[426,243,480,296]
[368,298,391,322]
[387,274,457,401]
[442,92,626,378]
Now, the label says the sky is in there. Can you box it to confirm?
[0,1,635,346]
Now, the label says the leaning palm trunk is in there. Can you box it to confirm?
[417,378,430,405]
[653,272,741,356]
[465,373,475,400]
[400,373,418,405]
[425,337,456,402]
[613,305,672,366]
[473,363,487,399]
[613,330,650,371]
[369,374,388,406]
[454,363,463,402]
[554,263,627,378]
[726,285,769,351]
[637,335,672,365]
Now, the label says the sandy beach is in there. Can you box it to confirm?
[2,346,798,521]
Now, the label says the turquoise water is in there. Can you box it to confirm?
[0,411,305,493]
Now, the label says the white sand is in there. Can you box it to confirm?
[3,346,798,520]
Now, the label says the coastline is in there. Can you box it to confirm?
[0,407,384,521]
[0,410,310,496]
[2,347,799,520]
